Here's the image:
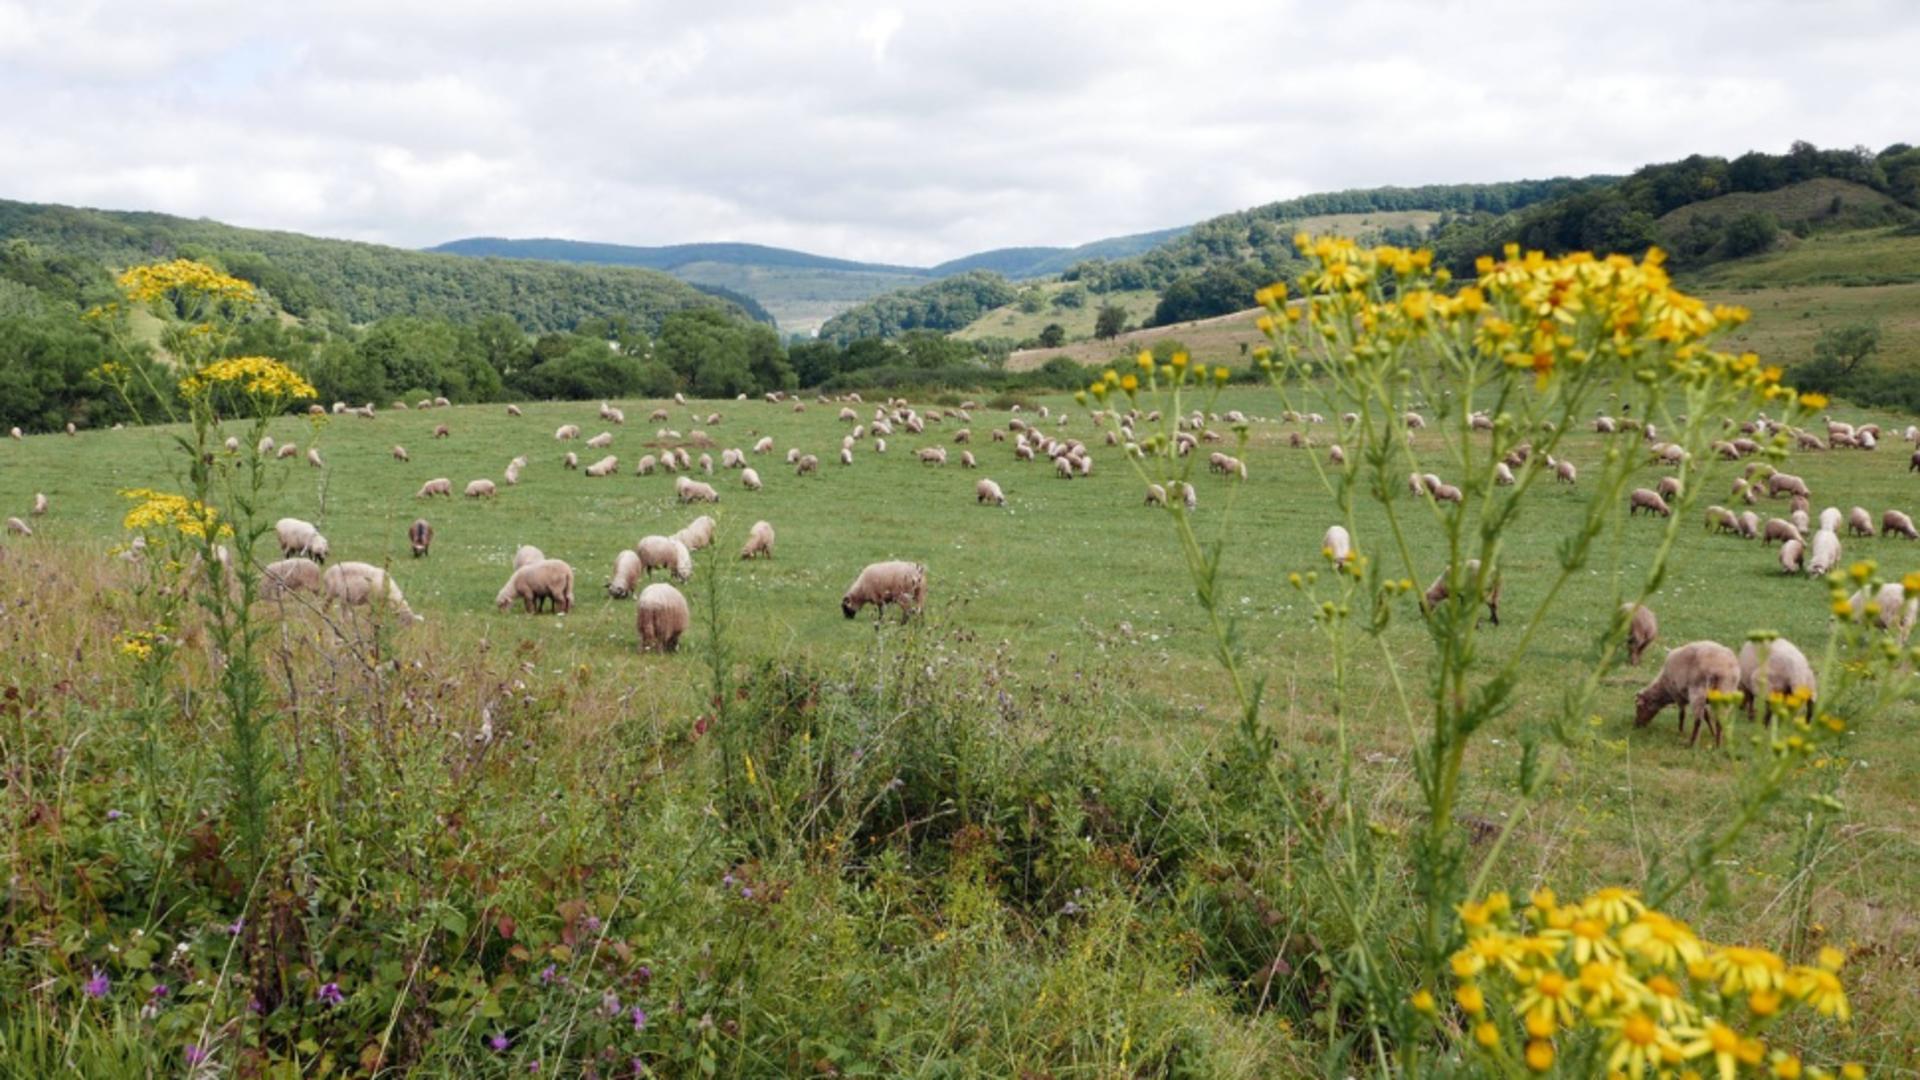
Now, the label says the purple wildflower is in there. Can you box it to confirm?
[226,917,245,936]
[151,984,170,998]
[489,1033,511,1053]
[635,964,652,985]
[1060,901,1082,916]
[83,968,110,998]
[538,964,556,986]
[630,1005,648,1032]
[106,809,123,821]
[317,982,344,1007]
[599,989,623,1019]
[529,1063,540,1073]
[583,916,602,933]
[247,996,265,1015]
[740,887,753,900]
[184,1044,207,1067]
[721,873,735,888]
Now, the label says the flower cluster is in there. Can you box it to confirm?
[1445,886,1856,1077]
[177,355,317,402]
[120,488,230,540]
[117,259,256,306]
[113,628,169,662]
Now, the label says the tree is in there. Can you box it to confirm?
[656,308,793,397]
[1094,304,1128,340]
[1720,212,1779,257]
[1813,322,1881,377]
[1036,323,1066,348]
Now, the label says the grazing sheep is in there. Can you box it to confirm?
[753,436,774,455]
[1656,476,1682,500]
[632,453,654,475]
[742,467,762,491]
[555,424,581,441]
[607,550,644,598]
[1737,638,1816,719]
[1594,415,1618,433]
[321,562,422,624]
[1145,483,1167,507]
[917,447,947,466]
[223,435,241,453]
[1847,506,1875,537]
[1737,511,1761,540]
[1628,489,1671,517]
[513,545,545,571]
[1493,462,1515,486]
[261,557,324,600]
[7,427,18,440]
[841,561,927,621]
[1761,519,1802,546]
[585,455,619,477]
[504,460,522,486]
[408,519,432,558]
[1321,525,1354,568]
[6,516,32,536]
[636,583,690,653]
[277,443,299,460]
[1806,529,1841,577]
[1705,506,1740,534]
[1882,509,1918,540]
[740,520,775,560]
[1329,445,1347,467]
[840,447,854,466]
[1766,472,1810,499]
[1179,482,1198,511]
[586,432,614,450]
[506,404,523,416]
[416,477,453,498]
[1621,603,1658,665]
[1429,482,1464,504]
[32,493,48,516]
[390,444,410,462]
[1554,459,1577,485]
[1848,582,1919,641]
[1403,412,1426,430]
[1791,509,1809,533]
[433,424,450,439]
[1422,559,1500,626]
[1778,539,1805,573]
[1634,641,1740,747]
[786,447,801,464]
[794,454,819,477]
[465,479,497,498]
[65,422,76,435]
[674,515,716,552]
[976,478,1006,506]
[496,559,575,614]
[634,535,693,582]
[674,477,719,503]
[274,518,330,562]
[306,448,325,469]
[1818,506,1842,532]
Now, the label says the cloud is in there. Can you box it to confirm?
[0,0,1914,265]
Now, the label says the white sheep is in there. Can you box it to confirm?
[261,557,324,599]
[740,520,775,560]
[1321,525,1354,567]
[607,550,644,598]
[6,516,32,536]
[636,583,690,653]
[754,436,774,455]
[555,424,581,441]
[1818,506,1842,532]
[513,545,545,571]
[587,432,614,449]
[635,535,693,581]
[1628,489,1671,517]
[1737,638,1816,719]
[674,478,720,504]
[507,404,523,416]
[306,448,325,469]
[1761,519,1802,547]
[741,467,762,491]
[496,559,575,614]
[1848,582,1919,641]
[1847,506,1875,537]
[1882,509,1919,540]
[32,493,48,516]
[1806,529,1841,577]
[675,515,716,552]
[975,478,1006,507]
[274,518,330,562]
[276,443,299,460]
[1778,538,1804,574]
[416,478,453,498]
[585,455,619,477]
[841,561,927,621]
[465,479,497,498]
[321,562,422,624]
[1633,641,1739,747]
[840,447,854,466]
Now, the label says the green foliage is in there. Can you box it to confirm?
[816,271,1019,344]
[1150,264,1267,326]
[0,313,164,430]
[1093,302,1128,340]
[656,308,794,397]
[1721,211,1781,257]
[1036,323,1066,348]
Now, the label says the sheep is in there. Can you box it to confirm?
[1911,449,1920,474]
[675,515,716,552]
[586,432,614,450]
[740,520,775,560]
[1634,641,1740,747]
[1766,472,1810,499]
[465,479,497,498]
[306,448,325,469]
[260,557,324,600]
[585,455,619,477]
[274,518,330,562]
[1322,525,1354,568]
[1621,603,1657,666]
[675,477,720,503]
[1737,638,1816,719]
[841,561,927,621]
[1422,559,1500,626]
[432,424,450,440]
[1779,539,1805,573]
[65,422,76,436]
[1554,459,1577,485]
[1818,507,1843,532]
[636,583,690,653]
[1493,462,1515,486]
[1761,519,1802,546]
[786,447,800,464]
[1656,476,1682,500]
[917,447,947,466]
[277,443,299,460]
[416,478,453,498]
[1737,511,1761,540]
[1329,445,1347,467]
[975,478,1006,507]
[1403,411,1426,429]
[6,517,32,537]
[1179,483,1198,511]
[1847,507,1875,538]
[787,454,817,477]
[1883,509,1919,540]
[408,518,433,558]
[1848,582,1919,641]
[1628,489,1671,517]
[1806,529,1841,577]
[7,427,18,440]
[31,493,48,516]
[511,546,546,573]
[1429,482,1464,504]
[958,450,978,470]
[555,424,581,441]
[606,549,644,598]
[223,435,241,453]
[506,404,523,417]
[1594,415,1618,434]
[698,452,714,475]
[496,559,575,614]
[1791,509,1810,533]
[504,460,522,486]
[1145,483,1167,507]
[727,465,757,493]
[1705,506,1739,534]
[321,562,422,624]
[754,436,774,455]
[635,535,694,581]
[434,396,450,408]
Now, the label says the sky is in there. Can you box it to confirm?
[1,0,1915,266]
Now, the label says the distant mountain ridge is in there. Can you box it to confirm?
[429,237,928,276]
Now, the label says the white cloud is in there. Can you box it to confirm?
[0,0,1914,265]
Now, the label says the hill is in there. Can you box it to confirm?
[0,198,753,334]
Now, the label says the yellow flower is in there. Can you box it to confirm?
[1784,964,1849,1022]
[178,356,317,402]
[1473,1021,1500,1049]
[119,488,230,540]
[1525,1038,1555,1072]
[1120,374,1139,393]
[1213,366,1230,385]
[1516,969,1576,1033]
[1455,983,1486,1015]
[118,258,256,305]
[1679,1021,1747,1080]
[1798,392,1829,410]
[1621,911,1705,970]
[1710,945,1786,996]
[1410,989,1436,1015]
[1583,887,1648,927]
[1136,351,1153,371]
[1606,1012,1681,1079]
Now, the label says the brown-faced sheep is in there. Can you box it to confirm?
[1629,489,1671,517]
[1145,483,1167,507]
[636,583,690,653]
[1554,459,1577,485]
[433,424,450,439]
[274,518,330,562]
[607,550,643,598]
[1705,506,1739,534]
[1634,641,1739,747]
[1423,560,1500,626]
[1883,509,1919,540]
[842,561,926,621]
[1621,602,1658,665]
[1656,476,1682,500]
[496,559,574,614]
[975,478,1006,506]
[322,562,422,624]
[1737,638,1816,720]
[261,557,324,600]
[794,454,819,476]
[740,520,775,560]
[408,519,432,558]
[465,479,497,498]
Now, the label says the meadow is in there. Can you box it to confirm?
[5,375,1920,1073]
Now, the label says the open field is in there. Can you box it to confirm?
[954,286,1161,345]
[5,388,1920,1070]
[1005,306,1268,370]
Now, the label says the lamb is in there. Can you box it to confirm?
[391,444,410,462]
[274,518,330,562]
[636,583,690,653]
[794,454,819,476]
[5,517,31,537]
[841,560,927,621]
[754,436,774,454]
[675,515,716,552]
[1848,582,1919,641]
[416,478,453,498]
[742,467,762,491]
[1634,641,1740,747]
[1422,559,1500,626]
[32,493,48,516]
[260,557,324,599]
[506,404,523,417]
[1621,603,1657,666]
[513,545,545,571]
[975,478,1006,506]
[1145,483,1167,507]
[607,550,643,598]
[1778,539,1805,574]
[585,455,619,477]
[1761,519,1802,546]
[587,432,614,450]
[306,448,325,469]
[276,443,299,460]
[465,479,497,498]
[1321,525,1354,568]
[496,559,575,614]
[1806,529,1841,577]
[635,535,694,581]
[1847,506,1875,538]
[433,424,451,439]
[1737,638,1816,719]
[1628,489,1671,517]
[739,520,775,560]
[321,562,422,624]
[408,518,433,558]
[555,424,581,441]
[1883,509,1919,540]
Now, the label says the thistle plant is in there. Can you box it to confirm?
[1090,237,1892,1075]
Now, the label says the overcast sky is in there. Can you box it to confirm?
[2,0,1915,266]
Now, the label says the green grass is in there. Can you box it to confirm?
[6,389,1920,1067]
[1689,225,1920,290]
[954,286,1161,344]
[1657,179,1904,239]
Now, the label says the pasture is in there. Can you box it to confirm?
[3,387,1919,1069]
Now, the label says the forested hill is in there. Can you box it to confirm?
[0,198,759,334]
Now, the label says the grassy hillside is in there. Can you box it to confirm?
[0,198,752,334]
[1655,178,1903,236]
[954,286,1160,344]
